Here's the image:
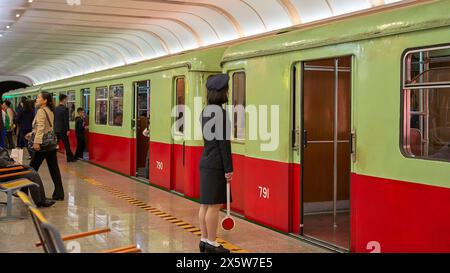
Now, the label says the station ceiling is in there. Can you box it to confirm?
[0,0,411,86]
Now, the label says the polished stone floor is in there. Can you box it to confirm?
[0,154,329,253]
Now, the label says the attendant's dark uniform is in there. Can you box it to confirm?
[199,74,233,205]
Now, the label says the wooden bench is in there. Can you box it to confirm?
[16,191,141,253]
[0,177,38,221]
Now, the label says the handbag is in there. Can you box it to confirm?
[28,108,58,152]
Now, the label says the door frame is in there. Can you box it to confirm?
[81,88,90,159]
[133,80,151,178]
[299,56,353,251]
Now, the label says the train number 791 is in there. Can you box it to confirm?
[258,186,269,199]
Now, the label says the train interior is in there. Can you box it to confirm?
[301,56,352,250]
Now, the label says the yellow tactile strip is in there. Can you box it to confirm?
[64,167,248,253]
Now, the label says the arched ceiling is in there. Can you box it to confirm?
[0,0,408,85]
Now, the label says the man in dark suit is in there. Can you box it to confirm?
[54,94,76,162]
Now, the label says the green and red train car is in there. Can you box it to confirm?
[4,0,450,253]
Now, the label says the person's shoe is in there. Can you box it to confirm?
[205,243,230,253]
[52,196,64,201]
[36,199,55,208]
[199,241,206,253]
[68,158,77,162]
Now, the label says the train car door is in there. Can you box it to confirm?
[81,88,90,160]
[171,77,186,195]
[301,56,352,250]
[290,64,302,234]
[134,81,151,179]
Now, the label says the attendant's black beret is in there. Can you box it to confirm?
[206,74,230,92]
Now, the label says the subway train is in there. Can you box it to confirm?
[3,1,450,253]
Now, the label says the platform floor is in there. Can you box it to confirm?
[0,154,329,253]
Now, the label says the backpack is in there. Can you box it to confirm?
[0,147,15,167]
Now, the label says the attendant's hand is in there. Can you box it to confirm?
[225,172,233,182]
[25,133,32,141]
[33,143,41,151]
[67,131,70,136]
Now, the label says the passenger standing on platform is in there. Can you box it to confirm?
[198,74,233,254]
[16,99,35,150]
[3,100,15,149]
[28,91,65,201]
[15,97,26,145]
[74,107,87,160]
[54,94,76,162]
[0,101,5,148]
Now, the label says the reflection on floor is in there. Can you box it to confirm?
[0,154,329,253]
[303,211,350,250]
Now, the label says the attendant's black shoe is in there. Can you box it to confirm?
[36,199,55,208]
[199,241,206,253]
[68,158,78,162]
[205,243,230,253]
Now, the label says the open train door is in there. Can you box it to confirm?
[81,88,90,160]
[134,81,151,179]
[300,56,352,250]
[171,76,186,195]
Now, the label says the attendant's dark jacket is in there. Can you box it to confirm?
[199,105,233,173]
[54,104,69,134]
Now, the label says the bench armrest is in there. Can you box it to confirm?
[35,228,111,247]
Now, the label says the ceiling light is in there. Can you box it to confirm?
[6,26,10,29]
[16,14,21,18]
[0,34,3,37]
[28,0,33,3]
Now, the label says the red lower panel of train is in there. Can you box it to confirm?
[149,141,299,232]
[351,173,450,253]
[149,141,202,199]
[88,132,134,176]
[80,136,450,252]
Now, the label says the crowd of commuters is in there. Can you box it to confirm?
[0,92,88,208]
[0,94,87,161]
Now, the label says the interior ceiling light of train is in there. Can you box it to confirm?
[0,0,407,86]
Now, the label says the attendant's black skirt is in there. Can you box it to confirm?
[199,167,231,205]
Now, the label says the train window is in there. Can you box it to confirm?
[59,91,67,106]
[175,77,185,134]
[232,72,246,140]
[67,91,76,122]
[402,45,450,161]
[52,92,57,107]
[95,86,108,125]
[109,85,124,127]
[81,88,90,117]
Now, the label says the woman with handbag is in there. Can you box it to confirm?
[27,91,64,201]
